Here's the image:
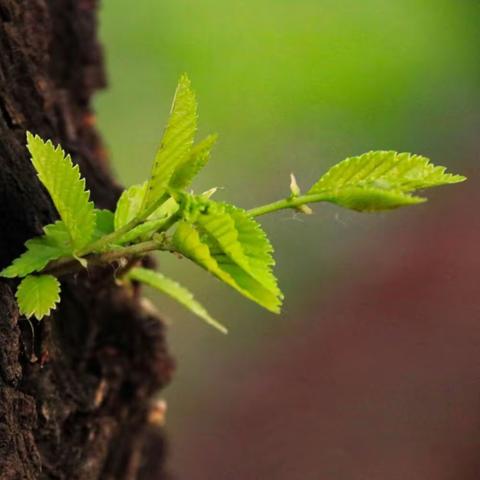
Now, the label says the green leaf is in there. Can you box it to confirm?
[318,188,426,211]
[16,274,61,320]
[93,209,115,240]
[173,198,283,313]
[173,222,281,313]
[114,183,147,230]
[222,203,280,296]
[170,134,217,190]
[308,151,466,212]
[27,132,96,248]
[128,267,227,334]
[141,75,198,215]
[196,201,281,300]
[1,221,72,278]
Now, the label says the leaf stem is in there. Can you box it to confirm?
[77,195,172,256]
[77,217,142,256]
[97,238,170,262]
[247,192,331,217]
[44,237,174,278]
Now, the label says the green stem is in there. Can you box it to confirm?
[247,192,331,217]
[157,210,181,232]
[141,193,170,219]
[77,195,171,256]
[44,238,173,278]
[97,238,167,262]
[77,217,142,256]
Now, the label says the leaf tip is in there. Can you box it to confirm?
[26,130,35,143]
[0,267,15,279]
[178,72,191,86]
[450,174,467,184]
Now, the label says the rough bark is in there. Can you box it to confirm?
[0,1,173,479]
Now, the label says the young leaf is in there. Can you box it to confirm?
[140,75,198,215]
[90,209,115,247]
[114,183,147,230]
[196,201,282,303]
[173,208,282,313]
[317,188,425,212]
[223,204,280,296]
[308,151,466,212]
[27,133,96,248]
[93,209,115,238]
[170,134,217,190]
[1,221,72,278]
[16,274,61,320]
[128,267,227,334]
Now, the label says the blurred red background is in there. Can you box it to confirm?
[172,179,480,479]
[96,2,480,477]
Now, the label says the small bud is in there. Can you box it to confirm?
[296,204,313,215]
[201,187,218,199]
[290,173,301,197]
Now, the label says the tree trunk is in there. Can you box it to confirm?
[0,1,173,479]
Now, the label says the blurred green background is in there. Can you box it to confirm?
[96,0,479,473]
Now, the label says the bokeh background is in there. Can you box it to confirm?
[96,1,479,478]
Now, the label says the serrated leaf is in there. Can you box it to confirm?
[308,151,466,212]
[321,187,426,211]
[196,201,282,302]
[170,134,217,190]
[128,267,227,334]
[141,75,198,215]
[27,132,96,248]
[16,274,61,320]
[173,197,283,313]
[173,222,280,313]
[223,204,280,296]
[1,221,72,278]
[114,183,147,230]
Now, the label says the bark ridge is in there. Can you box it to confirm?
[0,1,173,478]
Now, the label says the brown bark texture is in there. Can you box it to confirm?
[0,1,173,479]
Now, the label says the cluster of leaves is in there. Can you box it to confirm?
[1,75,465,333]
